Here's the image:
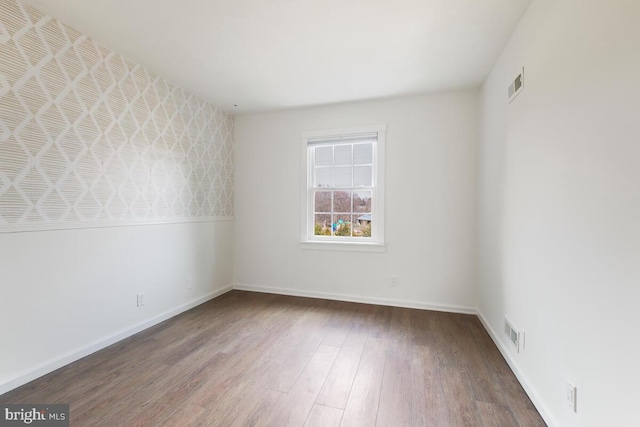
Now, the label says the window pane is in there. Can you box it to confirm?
[353,213,372,238]
[314,191,332,212]
[334,166,352,187]
[334,213,352,237]
[334,191,351,212]
[314,214,332,236]
[315,146,333,166]
[353,191,372,213]
[353,165,372,186]
[315,167,332,187]
[306,130,382,243]
[334,145,352,166]
[354,143,372,165]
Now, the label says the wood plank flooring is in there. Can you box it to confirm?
[0,291,546,426]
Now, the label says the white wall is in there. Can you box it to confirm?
[234,92,478,312]
[477,0,640,426]
[0,0,235,395]
[0,220,233,394]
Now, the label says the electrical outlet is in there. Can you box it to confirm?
[137,293,145,307]
[391,275,398,287]
[566,381,577,413]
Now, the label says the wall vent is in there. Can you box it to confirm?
[508,67,525,102]
[504,317,521,353]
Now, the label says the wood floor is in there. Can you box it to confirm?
[0,291,546,426]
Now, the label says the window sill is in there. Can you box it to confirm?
[299,240,386,253]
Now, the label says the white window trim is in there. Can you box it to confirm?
[300,125,386,252]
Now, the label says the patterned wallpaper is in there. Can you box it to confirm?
[0,0,234,233]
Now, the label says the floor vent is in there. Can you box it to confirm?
[504,317,521,353]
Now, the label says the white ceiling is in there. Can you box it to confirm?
[23,0,532,114]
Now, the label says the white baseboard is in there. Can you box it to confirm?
[0,285,233,396]
[476,311,559,427]
[232,283,476,314]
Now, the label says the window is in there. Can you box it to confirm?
[301,125,385,251]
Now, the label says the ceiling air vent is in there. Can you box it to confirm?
[508,67,524,103]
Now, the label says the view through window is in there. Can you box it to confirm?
[312,141,374,238]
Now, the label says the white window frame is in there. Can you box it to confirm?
[300,125,386,252]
